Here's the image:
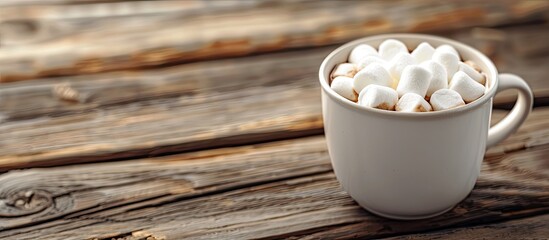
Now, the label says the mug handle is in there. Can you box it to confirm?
[486,73,534,149]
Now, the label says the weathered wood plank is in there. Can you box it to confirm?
[0,48,329,171]
[0,136,547,239]
[385,214,549,240]
[487,107,549,156]
[1,1,547,81]
[1,35,548,171]
[0,0,198,7]
[0,136,332,231]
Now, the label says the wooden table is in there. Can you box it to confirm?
[0,1,548,239]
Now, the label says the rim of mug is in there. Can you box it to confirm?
[319,33,499,118]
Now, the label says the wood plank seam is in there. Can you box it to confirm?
[1,1,547,81]
[0,136,546,238]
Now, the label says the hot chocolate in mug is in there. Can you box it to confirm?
[318,34,533,220]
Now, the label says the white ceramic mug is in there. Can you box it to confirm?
[319,34,533,220]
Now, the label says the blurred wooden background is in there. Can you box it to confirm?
[0,1,548,239]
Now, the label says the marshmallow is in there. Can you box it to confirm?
[353,63,393,93]
[331,76,358,102]
[379,39,408,61]
[356,55,388,71]
[430,89,465,111]
[436,44,460,59]
[411,42,435,63]
[358,84,398,110]
[449,71,486,103]
[458,62,485,85]
[396,93,432,112]
[396,65,432,98]
[387,52,417,84]
[421,60,448,98]
[331,63,357,80]
[432,51,459,80]
[348,44,378,63]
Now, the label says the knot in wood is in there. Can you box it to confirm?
[0,189,52,217]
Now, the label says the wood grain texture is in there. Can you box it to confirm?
[0,48,328,171]
[1,33,548,170]
[0,2,547,238]
[1,0,548,81]
[385,214,549,239]
[0,136,332,231]
[487,107,549,157]
[0,132,547,239]
[0,0,187,7]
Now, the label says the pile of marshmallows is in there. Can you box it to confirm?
[330,39,487,112]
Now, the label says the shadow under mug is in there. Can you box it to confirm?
[319,34,533,220]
